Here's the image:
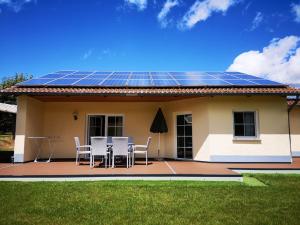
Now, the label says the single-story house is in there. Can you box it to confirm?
[290,100,300,157]
[1,71,299,163]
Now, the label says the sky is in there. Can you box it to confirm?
[0,0,300,83]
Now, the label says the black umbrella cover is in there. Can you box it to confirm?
[150,108,168,133]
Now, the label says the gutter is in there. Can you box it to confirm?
[287,95,300,162]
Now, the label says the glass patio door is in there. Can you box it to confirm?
[176,114,193,159]
[87,115,106,144]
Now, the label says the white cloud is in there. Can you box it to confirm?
[291,2,300,23]
[250,11,263,31]
[157,0,179,28]
[227,35,300,83]
[82,49,93,60]
[125,0,147,11]
[178,0,237,30]
[0,0,35,13]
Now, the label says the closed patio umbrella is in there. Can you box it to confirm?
[150,108,168,160]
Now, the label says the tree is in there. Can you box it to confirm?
[0,73,33,104]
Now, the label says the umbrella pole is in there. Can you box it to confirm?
[158,133,161,161]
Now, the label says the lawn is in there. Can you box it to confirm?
[0,174,300,225]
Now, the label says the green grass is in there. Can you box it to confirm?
[0,174,300,225]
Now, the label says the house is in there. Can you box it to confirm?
[290,100,300,157]
[1,71,299,163]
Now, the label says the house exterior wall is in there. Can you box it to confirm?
[14,95,292,163]
[291,107,300,156]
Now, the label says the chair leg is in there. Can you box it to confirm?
[90,154,92,168]
[112,155,114,168]
[146,152,148,166]
[76,152,78,165]
[105,156,107,168]
[126,155,128,168]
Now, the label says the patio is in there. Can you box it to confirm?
[1,158,300,181]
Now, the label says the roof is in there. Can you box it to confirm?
[2,70,300,97]
[0,103,17,113]
[1,86,300,96]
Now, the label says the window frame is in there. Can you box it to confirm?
[232,110,259,140]
[86,114,125,144]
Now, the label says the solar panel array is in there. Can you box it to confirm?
[17,71,284,87]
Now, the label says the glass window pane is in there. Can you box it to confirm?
[177,137,185,148]
[177,126,184,136]
[177,148,184,158]
[116,127,123,136]
[177,115,185,125]
[185,126,192,136]
[244,112,255,124]
[185,137,192,147]
[245,124,255,136]
[234,112,244,124]
[184,114,192,125]
[108,117,115,126]
[116,117,123,126]
[235,125,244,136]
[185,148,193,159]
[107,127,115,136]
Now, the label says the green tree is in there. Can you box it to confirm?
[0,73,33,104]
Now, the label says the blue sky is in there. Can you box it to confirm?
[0,0,300,83]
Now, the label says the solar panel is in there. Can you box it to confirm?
[16,71,285,87]
[47,79,79,85]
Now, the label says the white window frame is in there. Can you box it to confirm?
[232,110,260,141]
[85,114,125,144]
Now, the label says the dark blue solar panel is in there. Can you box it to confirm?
[172,75,213,79]
[56,71,76,74]
[127,79,152,86]
[177,80,204,86]
[110,74,130,79]
[40,73,66,79]
[131,74,150,79]
[88,74,111,79]
[249,79,282,85]
[153,79,178,86]
[224,80,257,85]
[113,72,130,75]
[151,74,171,79]
[16,71,285,87]
[18,79,53,85]
[102,79,127,86]
[64,74,88,79]
[72,71,93,75]
[73,79,103,86]
[233,74,264,79]
[47,79,79,85]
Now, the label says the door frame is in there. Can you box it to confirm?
[173,111,193,160]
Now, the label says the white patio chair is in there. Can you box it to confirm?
[74,137,92,167]
[112,137,131,168]
[90,137,110,168]
[133,137,151,166]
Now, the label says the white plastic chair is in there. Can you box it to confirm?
[133,137,151,166]
[90,137,110,168]
[74,137,92,167]
[112,137,131,168]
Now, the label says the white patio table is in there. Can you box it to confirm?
[27,136,53,163]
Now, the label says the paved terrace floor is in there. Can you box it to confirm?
[0,158,300,178]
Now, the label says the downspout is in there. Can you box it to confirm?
[288,95,300,163]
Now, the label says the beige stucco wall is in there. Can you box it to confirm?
[14,95,292,162]
[291,107,300,156]
[14,95,44,162]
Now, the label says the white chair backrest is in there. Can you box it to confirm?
[112,137,128,156]
[91,137,108,156]
[74,137,80,150]
[146,137,152,149]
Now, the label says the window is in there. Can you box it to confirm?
[176,114,193,159]
[233,112,257,137]
[107,116,123,136]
